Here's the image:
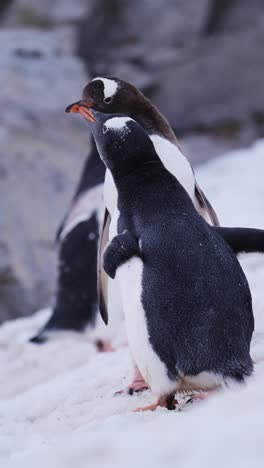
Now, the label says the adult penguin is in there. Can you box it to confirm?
[76,111,254,410]
[30,141,105,343]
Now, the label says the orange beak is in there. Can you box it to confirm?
[65,100,96,122]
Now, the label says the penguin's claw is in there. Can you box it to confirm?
[115,367,149,395]
[115,381,149,396]
[128,382,149,395]
[186,392,209,404]
[115,375,149,396]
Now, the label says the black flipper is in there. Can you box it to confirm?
[103,231,140,279]
[214,226,264,254]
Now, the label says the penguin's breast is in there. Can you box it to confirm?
[104,169,117,216]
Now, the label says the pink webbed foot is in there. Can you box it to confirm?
[115,367,149,396]
[134,394,178,412]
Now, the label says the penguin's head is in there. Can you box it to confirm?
[66,77,158,127]
[83,112,159,176]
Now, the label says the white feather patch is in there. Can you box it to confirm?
[104,169,117,215]
[60,185,104,241]
[92,77,119,99]
[150,134,196,203]
[104,116,135,131]
[117,257,178,396]
[60,213,91,241]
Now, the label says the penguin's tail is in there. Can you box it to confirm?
[223,355,254,387]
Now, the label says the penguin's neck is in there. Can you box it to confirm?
[131,103,176,144]
[111,159,162,186]
[149,134,195,201]
[104,135,196,216]
[104,158,162,216]
[109,137,160,176]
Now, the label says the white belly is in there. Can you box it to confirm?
[104,170,117,215]
[117,256,177,396]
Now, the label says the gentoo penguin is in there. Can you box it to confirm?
[66,77,263,392]
[30,141,105,343]
[77,111,254,410]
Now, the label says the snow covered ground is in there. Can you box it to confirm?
[1,140,264,468]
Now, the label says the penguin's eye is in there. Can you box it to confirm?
[103,124,108,134]
[104,97,112,104]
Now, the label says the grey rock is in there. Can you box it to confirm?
[3,0,88,26]
[0,28,90,323]
[78,0,210,90]
[154,27,264,133]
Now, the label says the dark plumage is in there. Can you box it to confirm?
[30,142,104,343]
[89,112,254,408]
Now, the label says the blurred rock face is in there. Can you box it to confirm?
[78,0,210,90]
[3,0,88,26]
[0,27,89,322]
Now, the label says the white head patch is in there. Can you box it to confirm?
[92,77,119,99]
[104,116,135,132]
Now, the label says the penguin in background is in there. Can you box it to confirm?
[76,110,254,410]
[30,141,105,343]
[65,77,264,393]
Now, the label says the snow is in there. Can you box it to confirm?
[1,140,264,467]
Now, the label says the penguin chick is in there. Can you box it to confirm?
[80,112,255,410]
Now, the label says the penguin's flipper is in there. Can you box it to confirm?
[195,182,220,226]
[97,209,111,325]
[213,226,264,254]
[103,231,140,279]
